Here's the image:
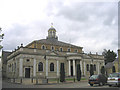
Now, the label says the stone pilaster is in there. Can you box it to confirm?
[46,59,48,77]
[33,58,36,77]
[19,58,23,77]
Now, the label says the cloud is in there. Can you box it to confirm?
[1,0,118,55]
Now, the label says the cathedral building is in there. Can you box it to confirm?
[6,25,105,84]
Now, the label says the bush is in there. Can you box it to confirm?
[90,64,94,76]
[77,64,81,81]
[60,63,65,82]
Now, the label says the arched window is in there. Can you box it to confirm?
[67,48,71,52]
[86,64,89,71]
[74,49,78,53]
[94,64,96,71]
[41,45,45,50]
[51,46,54,51]
[14,63,16,71]
[112,66,116,73]
[60,47,63,52]
[38,62,43,71]
[12,64,14,72]
[50,63,54,71]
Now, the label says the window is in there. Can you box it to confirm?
[112,66,116,73]
[86,64,89,71]
[50,63,54,71]
[9,64,11,72]
[74,49,78,53]
[14,63,16,71]
[41,45,45,50]
[51,46,54,51]
[67,48,71,52]
[26,59,30,62]
[38,62,43,71]
[12,64,13,72]
[60,47,63,52]
[94,64,96,71]
[8,65,10,72]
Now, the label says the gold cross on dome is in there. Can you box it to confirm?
[51,23,53,27]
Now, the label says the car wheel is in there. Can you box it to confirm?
[90,84,93,86]
[99,82,103,86]
[109,85,112,87]
[118,84,120,87]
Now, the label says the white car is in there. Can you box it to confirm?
[107,73,120,87]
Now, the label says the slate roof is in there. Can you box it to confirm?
[34,39,83,49]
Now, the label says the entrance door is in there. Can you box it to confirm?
[25,68,30,78]
[71,66,73,76]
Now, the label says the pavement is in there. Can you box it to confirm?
[1,79,120,89]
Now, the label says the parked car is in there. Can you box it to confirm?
[107,72,120,87]
[88,74,107,86]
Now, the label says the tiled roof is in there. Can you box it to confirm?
[35,39,83,48]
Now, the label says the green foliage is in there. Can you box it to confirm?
[102,49,117,64]
[89,64,94,76]
[77,64,81,81]
[60,63,65,82]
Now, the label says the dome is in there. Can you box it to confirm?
[48,27,56,31]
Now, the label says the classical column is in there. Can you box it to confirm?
[68,60,71,76]
[84,61,86,76]
[46,59,48,77]
[80,60,82,75]
[33,58,36,77]
[19,58,23,77]
[73,60,76,76]
[57,60,59,77]
[97,62,100,74]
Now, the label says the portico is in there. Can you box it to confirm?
[67,56,83,77]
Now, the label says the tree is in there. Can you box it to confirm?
[60,63,65,82]
[89,64,94,76]
[102,49,117,65]
[101,66,105,75]
[0,27,4,50]
[77,64,81,81]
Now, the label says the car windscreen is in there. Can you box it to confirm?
[109,73,119,77]
[90,75,98,79]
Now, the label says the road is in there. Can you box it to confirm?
[1,80,119,88]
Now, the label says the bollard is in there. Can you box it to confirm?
[31,78,33,83]
[74,78,75,82]
[57,78,59,83]
[20,78,22,83]
[36,78,38,84]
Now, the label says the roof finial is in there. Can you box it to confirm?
[51,23,53,27]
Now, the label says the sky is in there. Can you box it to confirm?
[0,0,119,55]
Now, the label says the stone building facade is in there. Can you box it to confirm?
[6,25,105,84]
